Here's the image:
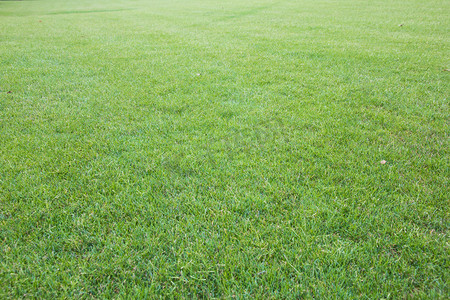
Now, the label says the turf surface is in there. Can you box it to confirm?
[0,0,449,298]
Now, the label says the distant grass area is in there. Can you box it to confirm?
[0,0,449,298]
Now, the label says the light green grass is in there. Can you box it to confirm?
[0,0,449,298]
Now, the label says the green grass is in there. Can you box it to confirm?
[0,0,449,298]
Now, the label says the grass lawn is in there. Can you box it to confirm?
[0,0,449,298]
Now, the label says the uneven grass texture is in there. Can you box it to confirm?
[0,0,449,298]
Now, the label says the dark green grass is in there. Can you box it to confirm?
[0,0,449,298]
